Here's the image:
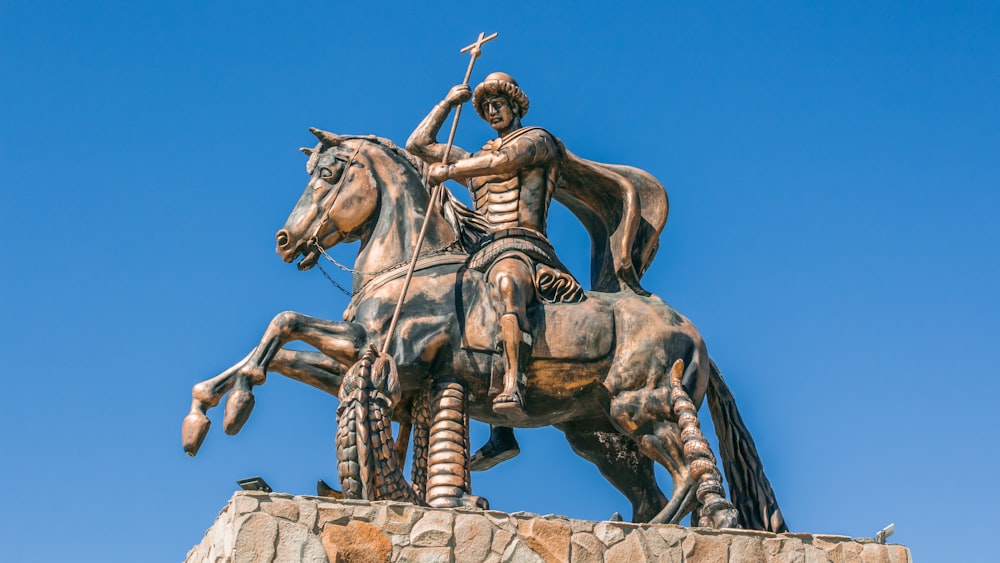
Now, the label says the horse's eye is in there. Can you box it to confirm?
[318,166,343,184]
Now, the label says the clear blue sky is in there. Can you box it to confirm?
[2,1,998,560]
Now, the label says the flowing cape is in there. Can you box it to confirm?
[552,137,669,294]
[438,128,669,295]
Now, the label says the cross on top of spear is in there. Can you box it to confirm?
[461,31,499,57]
[458,32,499,85]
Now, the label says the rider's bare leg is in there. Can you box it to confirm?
[470,425,521,471]
[489,260,533,420]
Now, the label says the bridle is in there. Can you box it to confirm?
[305,139,366,251]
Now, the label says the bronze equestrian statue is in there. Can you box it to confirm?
[182,115,787,529]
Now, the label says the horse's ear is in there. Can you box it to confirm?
[300,147,314,156]
[309,127,341,146]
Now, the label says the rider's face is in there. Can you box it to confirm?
[484,96,516,132]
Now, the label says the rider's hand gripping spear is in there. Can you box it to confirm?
[380,32,498,356]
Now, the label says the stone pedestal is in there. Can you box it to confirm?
[186,492,911,562]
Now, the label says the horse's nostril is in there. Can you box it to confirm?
[276,230,289,248]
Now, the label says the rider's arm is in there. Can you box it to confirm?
[446,130,556,181]
[406,85,471,165]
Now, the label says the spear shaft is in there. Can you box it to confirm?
[380,32,498,356]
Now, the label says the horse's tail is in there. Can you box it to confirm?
[705,359,788,532]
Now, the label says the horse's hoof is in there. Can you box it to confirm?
[182,412,211,456]
[224,388,255,435]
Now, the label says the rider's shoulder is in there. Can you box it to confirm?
[515,126,555,142]
[503,127,558,150]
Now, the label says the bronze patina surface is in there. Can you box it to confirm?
[183,37,786,532]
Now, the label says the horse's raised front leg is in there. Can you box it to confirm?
[182,312,367,455]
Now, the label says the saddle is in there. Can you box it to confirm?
[456,266,614,361]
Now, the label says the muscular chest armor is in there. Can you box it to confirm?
[468,158,558,232]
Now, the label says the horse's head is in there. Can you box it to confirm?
[276,128,380,270]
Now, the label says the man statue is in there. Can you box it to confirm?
[408,72,668,469]
[407,72,585,424]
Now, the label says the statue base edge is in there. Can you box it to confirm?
[184,491,912,562]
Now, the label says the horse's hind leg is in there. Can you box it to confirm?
[557,418,667,523]
[606,366,694,524]
[607,359,737,527]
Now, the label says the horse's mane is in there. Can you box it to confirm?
[337,135,426,176]
[335,135,488,251]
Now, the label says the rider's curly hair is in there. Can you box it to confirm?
[473,72,530,120]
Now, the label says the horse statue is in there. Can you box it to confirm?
[182,129,786,532]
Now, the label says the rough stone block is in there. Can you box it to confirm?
[764,536,807,563]
[319,504,356,527]
[860,542,891,563]
[729,534,766,561]
[570,532,604,563]
[593,522,625,546]
[301,530,328,563]
[232,513,278,563]
[410,509,455,547]
[485,511,517,533]
[493,528,514,555]
[517,517,570,562]
[501,537,545,563]
[683,532,730,562]
[263,497,300,522]
[641,528,682,563]
[232,493,261,515]
[275,520,311,561]
[825,540,864,563]
[352,504,377,522]
[297,496,319,532]
[606,530,654,562]
[886,544,910,563]
[321,521,391,563]
[376,503,421,535]
[653,524,686,548]
[455,513,494,562]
